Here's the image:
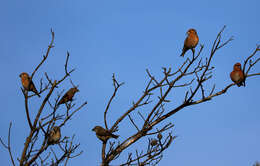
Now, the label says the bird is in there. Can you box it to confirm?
[180,28,199,57]
[157,133,162,140]
[47,126,61,145]
[150,139,158,146]
[19,72,40,97]
[58,87,79,105]
[92,126,119,142]
[230,63,245,87]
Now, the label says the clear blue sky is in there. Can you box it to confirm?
[0,0,259,165]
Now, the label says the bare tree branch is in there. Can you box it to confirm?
[14,30,85,166]
[31,29,55,79]
[96,26,260,166]
[104,74,124,130]
[0,122,16,166]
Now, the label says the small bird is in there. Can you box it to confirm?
[230,63,245,87]
[92,126,119,142]
[19,72,40,97]
[180,28,199,57]
[47,126,61,145]
[157,133,162,140]
[58,87,79,105]
[150,139,158,146]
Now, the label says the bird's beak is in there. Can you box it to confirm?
[19,74,21,77]
[92,128,94,131]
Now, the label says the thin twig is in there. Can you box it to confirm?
[31,29,55,79]
[104,74,124,130]
[0,123,16,166]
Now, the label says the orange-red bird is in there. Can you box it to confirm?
[230,63,245,87]
[58,87,79,105]
[180,29,199,57]
[19,72,40,97]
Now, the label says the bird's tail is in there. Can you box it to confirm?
[111,133,119,139]
[180,48,187,57]
[58,99,63,105]
[30,83,41,97]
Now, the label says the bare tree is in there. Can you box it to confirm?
[0,30,87,166]
[0,26,259,166]
[95,26,260,166]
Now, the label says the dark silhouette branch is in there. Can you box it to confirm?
[104,74,124,130]
[15,30,85,166]
[23,92,33,130]
[0,122,16,166]
[96,26,260,165]
[31,29,55,79]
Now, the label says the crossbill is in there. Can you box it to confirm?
[19,72,40,97]
[58,87,79,105]
[157,133,162,140]
[180,28,199,57]
[150,139,158,146]
[47,126,61,145]
[92,126,119,142]
[230,63,245,87]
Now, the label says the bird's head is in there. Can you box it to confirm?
[53,126,60,133]
[187,28,197,35]
[92,126,102,132]
[233,63,242,71]
[72,87,79,93]
[19,72,29,78]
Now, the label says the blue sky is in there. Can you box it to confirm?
[0,0,259,165]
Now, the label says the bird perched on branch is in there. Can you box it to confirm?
[58,87,79,105]
[47,126,61,145]
[92,126,119,142]
[150,139,158,146]
[230,63,245,87]
[180,28,199,57]
[19,72,40,97]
